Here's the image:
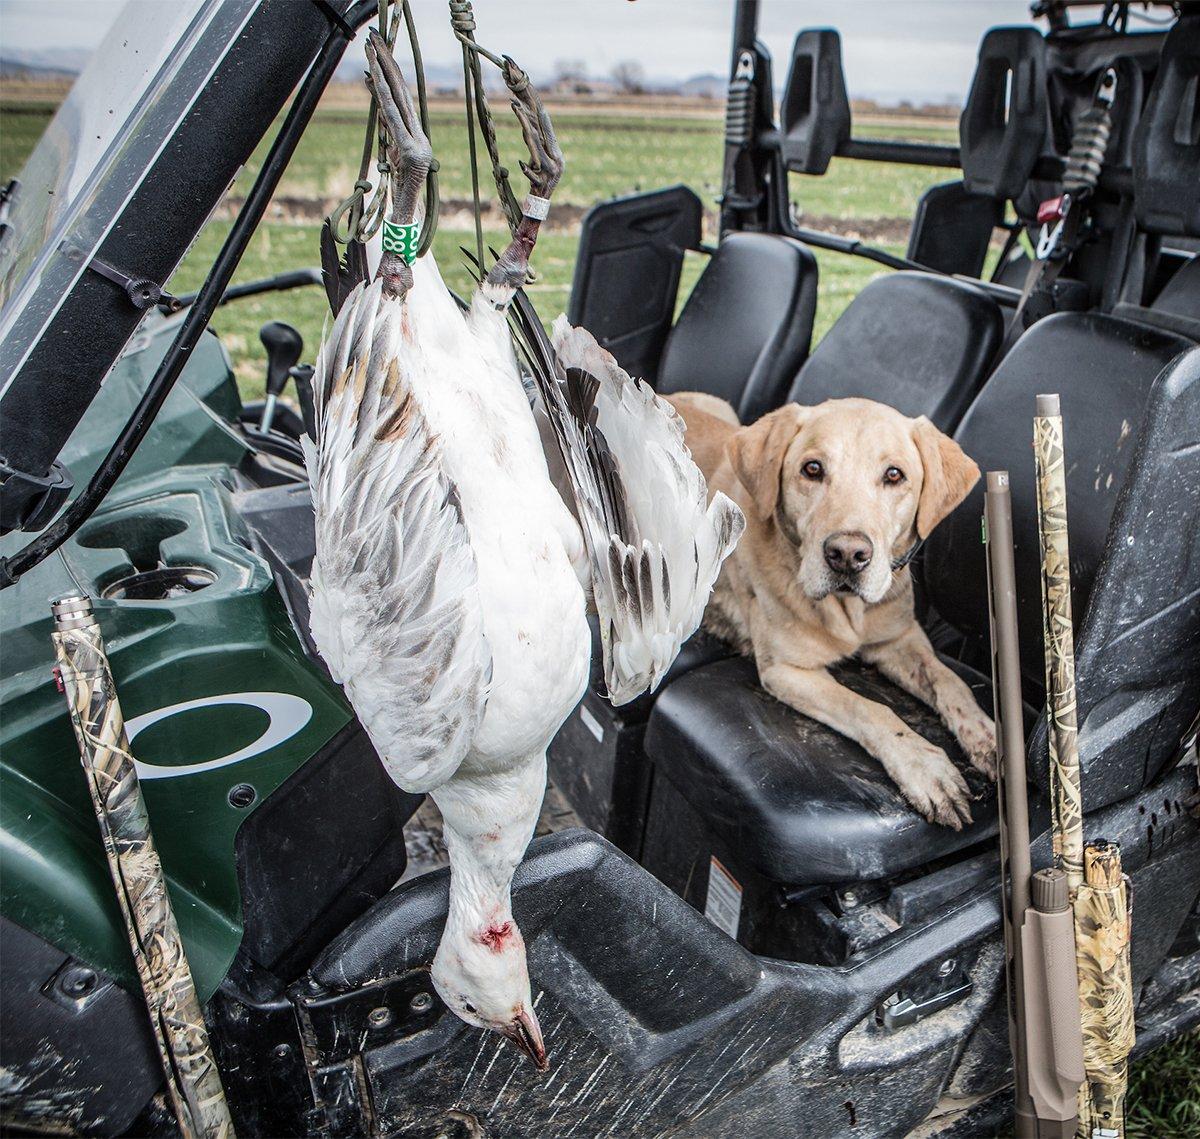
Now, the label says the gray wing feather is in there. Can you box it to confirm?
[304,280,490,792]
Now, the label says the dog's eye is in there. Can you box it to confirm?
[463,1001,477,1014]
[801,460,824,480]
[883,466,905,485]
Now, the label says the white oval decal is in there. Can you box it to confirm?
[126,692,314,780]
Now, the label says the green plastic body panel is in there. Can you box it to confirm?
[0,311,350,999]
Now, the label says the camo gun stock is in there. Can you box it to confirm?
[51,595,235,1139]
[985,472,1085,1139]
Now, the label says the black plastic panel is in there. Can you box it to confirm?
[0,918,161,1136]
[567,185,702,383]
[907,180,1004,279]
[779,28,851,176]
[235,721,421,980]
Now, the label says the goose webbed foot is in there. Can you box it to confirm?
[365,29,433,298]
[485,69,564,294]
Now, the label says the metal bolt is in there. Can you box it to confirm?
[273,1043,292,1060]
[842,890,858,909]
[938,958,957,977]
[410,991,434,1014]
[367,1006,393,1030]
[228,783,257,809]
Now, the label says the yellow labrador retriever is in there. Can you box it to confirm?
[668,392,996,830]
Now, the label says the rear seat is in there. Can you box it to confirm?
[786,272,1001,430]
[655,232,817,423]
[642,313,1197,899]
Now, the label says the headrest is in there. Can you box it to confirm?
[960,26,1048,199]
[1132,15,1200,237]
[779,28,851,176]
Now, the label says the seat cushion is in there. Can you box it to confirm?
[645,654,1004,886]
[787,272,1002,431]
[588,614,733,721]
[657,232,817,423]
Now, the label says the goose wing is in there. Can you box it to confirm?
[508,291,744,705]
[303,279,491,792]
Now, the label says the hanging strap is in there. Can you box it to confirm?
[449,0,524,242]
[328,0,440,258]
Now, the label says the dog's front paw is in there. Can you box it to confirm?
[956,711,997,780]
[891,738,974,831]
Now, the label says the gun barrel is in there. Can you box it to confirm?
[985,472,1036,1133]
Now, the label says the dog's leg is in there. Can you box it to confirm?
[759,662,974,829]
[862,630,997,779]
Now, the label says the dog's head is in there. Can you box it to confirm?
[727,398,979,604]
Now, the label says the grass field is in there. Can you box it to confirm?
[0,96,934,396]
[2,91,1198,1134]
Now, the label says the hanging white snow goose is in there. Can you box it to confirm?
[304,33,743,1069]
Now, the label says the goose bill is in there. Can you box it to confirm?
[503,1008,548,1071]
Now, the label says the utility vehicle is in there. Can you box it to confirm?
[1,1,1197,1136]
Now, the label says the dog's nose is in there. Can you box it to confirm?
[823,531,874,575]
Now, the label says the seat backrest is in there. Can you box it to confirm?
[656,233,817,423]
[1056,346,1200,809]
[922,312,1193,690]
[1132,15,1200,239]
[787,272,1003,431]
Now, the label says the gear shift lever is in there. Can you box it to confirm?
[258,321,303,434]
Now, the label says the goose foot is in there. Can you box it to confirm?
[365,29,433,298]
[485,69,564,293]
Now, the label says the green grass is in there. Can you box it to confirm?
[1127,1031,1200,1139]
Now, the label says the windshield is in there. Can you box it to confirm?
[0,0,260,391]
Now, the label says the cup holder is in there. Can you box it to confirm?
[101,565,217,601]
[79,512,217,602]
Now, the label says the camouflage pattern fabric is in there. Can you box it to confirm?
[52,599,235,1139]
[1033,410,1085,892]
[1074,842,1134,1139]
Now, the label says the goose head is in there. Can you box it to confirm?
[432,917,547,1069]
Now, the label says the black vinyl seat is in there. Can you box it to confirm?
[647,655,1002,884]
[645,313,1198,887]
[655,232,818,423]
[787,271,1003,431]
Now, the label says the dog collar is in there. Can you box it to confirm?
[890,538,924,572]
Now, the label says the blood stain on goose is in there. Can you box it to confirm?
[478,922,514,952]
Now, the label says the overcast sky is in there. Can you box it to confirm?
[0,0,1062,102]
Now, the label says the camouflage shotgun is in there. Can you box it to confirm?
[985,472,1085,1138]
[1032,396,1134,1138]
[51,595,235,1139]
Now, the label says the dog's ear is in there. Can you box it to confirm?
[912,416,980,538]
[727,405,806,520]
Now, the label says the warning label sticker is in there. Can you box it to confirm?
[704,856,743,939]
